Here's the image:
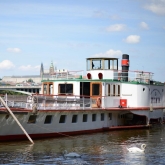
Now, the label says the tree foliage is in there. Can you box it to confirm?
[27,79,33,82]
[0,90,26,95]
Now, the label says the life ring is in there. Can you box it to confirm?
[96,97,101,108]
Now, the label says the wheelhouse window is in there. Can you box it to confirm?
[109,59,118,70]
[44,115,53,124]
[105,60,110,69]
[28,115,37,124]
[101,113,104,121]
[58,84,73,95]
[83,114,88,122]
[59,115,66,123]
[92,114,96,122]
[72,115,78,123]
[86,58,118,71]
[91,60,102,70]
[113,60,118,70]
[87,60,91,71]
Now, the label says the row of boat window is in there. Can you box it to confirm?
[43,83,72,95]
[43,82,121,97]
[106,84,120,97]
[27,113,113,124]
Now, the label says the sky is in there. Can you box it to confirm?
[0,0,165,82]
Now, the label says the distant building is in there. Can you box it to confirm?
[2,61,57,84]
[2,75,41,84]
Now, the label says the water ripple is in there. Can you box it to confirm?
[0,125,165,164]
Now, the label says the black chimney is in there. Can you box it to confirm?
[121,54,129,81]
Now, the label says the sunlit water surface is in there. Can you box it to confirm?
[0,125,165,165]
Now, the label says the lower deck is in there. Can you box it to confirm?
[0,94,164,141]
[0,108,151,140]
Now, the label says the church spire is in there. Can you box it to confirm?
[49,61,54,75]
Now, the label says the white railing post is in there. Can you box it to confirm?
[75,95,76,110]
[56,95,57,110]
[102,96,105,109]
[44,96,46,110]
[66,96,67,110]
[5,93,7,106]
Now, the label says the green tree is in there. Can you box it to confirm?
[27,78,33,82]
[0,90,26,95]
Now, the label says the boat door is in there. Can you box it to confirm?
[90,82,102,108]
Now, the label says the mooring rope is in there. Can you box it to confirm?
[33,123,78,139]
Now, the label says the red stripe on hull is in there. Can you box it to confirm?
[0,125,150,142]
[0,107,165,113]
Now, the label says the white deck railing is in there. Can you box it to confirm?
[116,70,154,84]
[1,90,162,111]
[42,70,84,80]
[1,94,119,110]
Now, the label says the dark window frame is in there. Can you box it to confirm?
[59,115,66,123]
[92,84,100,96]
[83,114,88,122]
[101,113,104,121]
[72,115,78,123]
[100,113,105,121]
[44,115,53,124]
[92,114,96,122]
[58,83,73,95]
[109,113,112,120]
[28,115,37,124]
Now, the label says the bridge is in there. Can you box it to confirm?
[0,85,41,94]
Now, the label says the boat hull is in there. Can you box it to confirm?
[0,107,160,142]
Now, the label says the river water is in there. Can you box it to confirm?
[0,125,165,165]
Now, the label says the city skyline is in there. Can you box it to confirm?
[0,0,165,82]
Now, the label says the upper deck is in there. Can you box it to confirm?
[42,56,155,85]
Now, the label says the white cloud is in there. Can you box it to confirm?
[144,0,165,15]
[105,24,126,32]
[109,14,121,20]
[18,65,40,71]
[93,10,105,18]
[93,49,122,57]
[0,60,15,70]
[124,35,140,44]
[140,22,149,30]
[7,48,21,53]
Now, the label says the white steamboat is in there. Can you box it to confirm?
[0,54,165,142]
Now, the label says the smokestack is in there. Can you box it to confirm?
[121,54,129,81]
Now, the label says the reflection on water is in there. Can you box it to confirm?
[0,125,165,164]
